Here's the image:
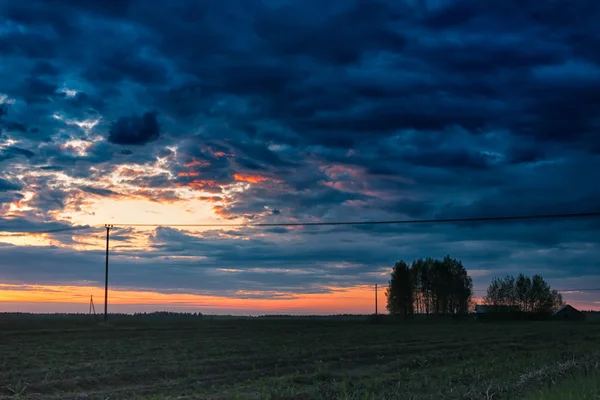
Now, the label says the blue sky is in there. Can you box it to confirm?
[0,0,599,313]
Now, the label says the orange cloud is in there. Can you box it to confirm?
[184,160,210,168]
[212,204,233,218]
[118,167,145,177]
[344,199,369,207]
[199,145,233,158]
[177,179,219,191]
[233,174,269,184]
[178,171,200,177]
[321,164,363,180]
[198,195,224,203]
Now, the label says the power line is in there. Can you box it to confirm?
[474,288,600,293]
[109,211,600,228]
[2,211,599,234]
[0,225,93,234]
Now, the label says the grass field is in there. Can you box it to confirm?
[1,316,599,399]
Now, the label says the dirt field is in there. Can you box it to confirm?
[1,317,599,399]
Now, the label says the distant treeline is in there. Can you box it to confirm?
[484,274,564,314]
[385,255,575,320]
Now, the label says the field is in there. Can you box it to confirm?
[1,315,600,399]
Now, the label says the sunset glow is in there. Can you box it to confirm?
[0,284,388,314]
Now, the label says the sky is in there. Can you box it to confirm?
[1,0,599,314]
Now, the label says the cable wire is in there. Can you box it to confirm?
[3,211,599,233]
[474,288,600,293]
[0,225,93,234]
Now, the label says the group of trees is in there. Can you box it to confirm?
[484,274,564,314]
[386,256,474,316]
[386,256,564,316]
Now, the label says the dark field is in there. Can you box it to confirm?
[1,316,600,399]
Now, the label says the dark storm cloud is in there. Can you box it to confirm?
[36,142,118,177]
[59,91,107,115]
[506,145,547,165]
[79,185,120,197]
[20,77,59,104]
[28,190,68,214]
[82,48,169,87]
[4,0,600,151]
[1,0,600,304]
[126,174,174,189]
[108,111,160,145]
[0,146,35,160]
[235,157,267,171]
[38,165,63,171]
[0,178,21,192]
[254,0,406,66]
[0,217,89,234]
[403,148,496,170]
[31,61,61,77]
[230,141,295,168]
[2,121,27,133]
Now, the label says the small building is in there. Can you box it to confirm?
[552,304,586,321]
[475,305,520,314]
[475,305,520,320]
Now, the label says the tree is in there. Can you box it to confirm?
[484,275,518,307]
[484,274,564,314]
[515,274,532,311]
[386,261,413,316]
[442,256,473,315]
[386,256,472,316]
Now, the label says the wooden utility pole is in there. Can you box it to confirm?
[104,224,113,324]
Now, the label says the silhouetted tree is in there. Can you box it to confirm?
[515,274,532,311]
[386,261,414,316]
[441,256,473,315]
[484,274,563,313]
[485,275,517,307]
[386,256,472,316]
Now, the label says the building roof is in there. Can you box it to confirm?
[475,305,520,313]
[552,304,583,316]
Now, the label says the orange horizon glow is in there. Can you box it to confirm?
[0,283,598,314]
[0,283,387,314]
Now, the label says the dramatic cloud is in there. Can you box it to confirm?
[108,111,160,145]
[0,178,21,192]
[0,0,599,312]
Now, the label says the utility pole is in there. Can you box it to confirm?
[375,284,378,316]
[89,295,96,315]
[104,224,113,324]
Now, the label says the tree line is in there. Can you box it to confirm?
[386,255,564,316]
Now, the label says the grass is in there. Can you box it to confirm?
[523,370,600,399]
[0,315,599,399]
